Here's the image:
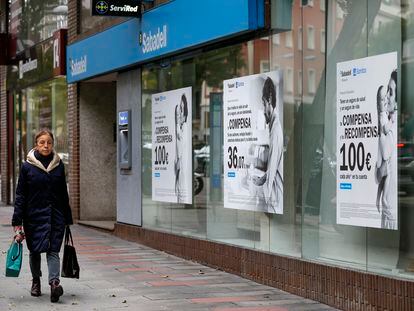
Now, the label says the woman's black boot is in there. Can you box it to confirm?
[50,279,63,302]
[31,277,41,296]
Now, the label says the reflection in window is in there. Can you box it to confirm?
[9,0,68,53]
[21,77,68,165]
[307,69,315,94]
[320,29,325,53]
[260,60,270,73]
[299,0,414,281]
[307,25,315,49]
[285,32,293,48]
[286,67,294,93]
[142,36,300,255]
[141,44,248,239]
[273,34,280,45]
[0,1,7,32]
[336,3,344,19]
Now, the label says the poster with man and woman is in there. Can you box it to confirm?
[336,52,398,230]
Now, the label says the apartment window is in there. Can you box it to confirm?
[298,71,302,95]
[273,34,280,45]
[377,21,383,33]
[301,0,314,6]
[307,26,315,50]
[260,60,270,73]
[336,3,344,19]
[308,69,316,94]
[298,27,302,50]
[285,32,293,48]
[320,0,325,11]
[286,68,294,93]
[320,29,325,53]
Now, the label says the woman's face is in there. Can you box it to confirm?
[387,78,397,111]
[35,134,53,156]
[379,87,387,113]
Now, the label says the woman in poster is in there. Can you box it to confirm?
[174,93,189,203]
[376,70,397,229]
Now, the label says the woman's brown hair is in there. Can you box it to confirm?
[34,128,54,144]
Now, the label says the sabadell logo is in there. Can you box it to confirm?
[70,56,87,77]
[141,25,168,54]
[95,1,109,14]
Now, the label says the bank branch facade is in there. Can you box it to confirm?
[3,0,414,310]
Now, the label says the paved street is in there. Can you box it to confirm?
[0,204,337,311]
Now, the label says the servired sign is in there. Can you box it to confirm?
[91,0,142,17]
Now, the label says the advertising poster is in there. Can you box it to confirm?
[337,52,398,230]
[152,87,192,204]
[223,71,284,214]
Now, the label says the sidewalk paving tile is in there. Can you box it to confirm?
[191,296,260,303]
[213,307,289,311]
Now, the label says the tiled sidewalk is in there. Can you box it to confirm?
[0,204,337,311]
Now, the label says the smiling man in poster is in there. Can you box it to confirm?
[223,71,284,214]
[251,77,284,213]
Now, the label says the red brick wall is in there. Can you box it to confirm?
[67,0,80,220]
[67,83,79,221]
[0,1,7,202]
[0,66,7,203]
[67,0,79,45]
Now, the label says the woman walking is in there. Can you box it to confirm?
[12,129,73,302]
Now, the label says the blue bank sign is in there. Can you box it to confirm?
[67,0,264,83]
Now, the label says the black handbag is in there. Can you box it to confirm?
[61,226,80,279]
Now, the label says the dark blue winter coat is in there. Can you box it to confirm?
[12,150,73,253]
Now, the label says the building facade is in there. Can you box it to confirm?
[2,0,414,309]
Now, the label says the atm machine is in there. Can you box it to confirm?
[118,110,132,171]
